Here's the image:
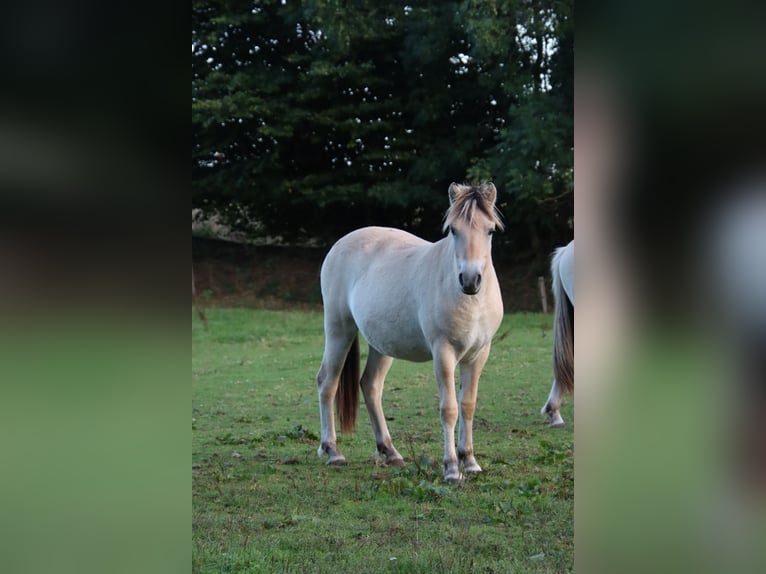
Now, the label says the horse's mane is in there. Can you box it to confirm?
[443,182,505,232]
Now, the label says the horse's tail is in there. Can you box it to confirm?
[337,335,360,434]
[552,249,574,395]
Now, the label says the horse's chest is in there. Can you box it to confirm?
[444,301,502,359]
[449,323,493,359]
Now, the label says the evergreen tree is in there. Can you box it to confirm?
[192,0,573,253]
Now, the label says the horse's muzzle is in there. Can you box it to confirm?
[459,272,482,295]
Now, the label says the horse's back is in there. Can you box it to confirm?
[321,227,434,361]
[326,226,429,260]
[554,240,574,305]
[321,227,430,282]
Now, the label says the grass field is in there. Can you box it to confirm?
[192,309,573,573]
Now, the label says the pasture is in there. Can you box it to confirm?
[192,309,573,573]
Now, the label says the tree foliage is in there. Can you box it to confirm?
[192,0,572,256]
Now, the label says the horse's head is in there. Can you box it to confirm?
[444,182,504,295]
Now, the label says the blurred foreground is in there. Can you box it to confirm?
[577,3,766,570]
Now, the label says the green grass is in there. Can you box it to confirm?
[193,309,573,573]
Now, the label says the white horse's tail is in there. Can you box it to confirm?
[552,248,574,395]
[337,335,360,434]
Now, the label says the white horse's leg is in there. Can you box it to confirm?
[457,345,490,474]
[360,347,404,467]
[316,322,356,465]
[541,378,565,428]
[433,344,460,482]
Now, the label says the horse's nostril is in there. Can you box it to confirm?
[477,274,482,286]
[458,273,463,286]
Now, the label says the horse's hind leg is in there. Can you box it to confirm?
[360,347,404,467]
[541,378,565,428]
[316,321,356,465]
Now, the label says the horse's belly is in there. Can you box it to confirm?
[356,315,432,362]
[374,338,432,362]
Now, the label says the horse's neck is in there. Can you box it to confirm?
[432,237,457,275]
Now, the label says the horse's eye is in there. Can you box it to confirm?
[488,228,495,236]
[449,226,456,236]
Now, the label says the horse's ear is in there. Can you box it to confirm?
[448,182,458,205]
[483,182,498,205]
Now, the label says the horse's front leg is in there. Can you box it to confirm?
[458,344,491,474]
[433,344,460,482]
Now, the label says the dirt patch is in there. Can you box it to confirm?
[192,237,547,311]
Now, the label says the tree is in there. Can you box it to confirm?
[192,0,573,255]
[463,0,573,261]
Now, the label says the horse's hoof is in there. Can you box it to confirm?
[548,415,565,429]
[443,461,463,483]
[326,455,347,466]
[443,471,463,483]
[464,462,482,474]
[387,456,406,468]
[545,411,565,428]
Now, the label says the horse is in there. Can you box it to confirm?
[541,240,574,427]
[315,182,504,482]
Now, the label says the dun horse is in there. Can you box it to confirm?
[541,240,574,427]
[316,183,504,481]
